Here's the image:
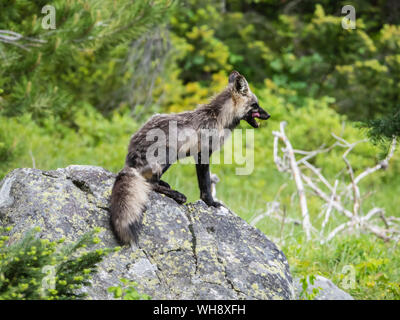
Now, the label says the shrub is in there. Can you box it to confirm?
[0,226,118,300]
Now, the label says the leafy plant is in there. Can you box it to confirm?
[299,274,321,300]
[0,226,118,300]
[108,278,151,300]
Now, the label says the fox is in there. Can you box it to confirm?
[110,70,270,244]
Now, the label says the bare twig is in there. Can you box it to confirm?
[320,179,339,239]
[323,220,354,243]
[296,142,339,166]
[301,173,354,220]
[342,137,397,196]
[273,121,312,240]
[342,144,361,217]
[273,122,399,243]
[250,201,301,227]
[302,160,334,194]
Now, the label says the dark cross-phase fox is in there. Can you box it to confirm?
[110,71,271,244]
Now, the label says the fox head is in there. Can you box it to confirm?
[228,70,270,128]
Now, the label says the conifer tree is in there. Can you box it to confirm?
[0,0,174,122]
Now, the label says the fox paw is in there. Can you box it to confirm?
[172,191,187,204]
[209,201,223,208]
[158,180,171,189]
[202,197,223,208]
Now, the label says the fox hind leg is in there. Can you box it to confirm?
[152,183,187,204]
[157,179,171,189]
[149,163,187,204]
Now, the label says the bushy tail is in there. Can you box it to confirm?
[110,167,151,244]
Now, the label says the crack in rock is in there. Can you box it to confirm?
[66,176,109,212]
[41,172,61,179]
[68,178,93,195]
[183,208,199,276]
[216,255,248,298]
[187,223,198,274]
[139,245,171,292]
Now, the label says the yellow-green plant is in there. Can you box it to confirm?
[108,278,151,300]
[0,226,118,300]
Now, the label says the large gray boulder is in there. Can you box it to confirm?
[0,165,295,300]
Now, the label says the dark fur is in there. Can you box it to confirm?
[110,71,270,244]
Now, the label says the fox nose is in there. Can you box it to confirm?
[258,108,270,120]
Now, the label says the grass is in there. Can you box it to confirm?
[283,236,400,300]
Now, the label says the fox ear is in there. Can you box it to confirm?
[234,75,249,95]
[229,70,241,84]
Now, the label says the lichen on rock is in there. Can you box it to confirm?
[0,165,295,300]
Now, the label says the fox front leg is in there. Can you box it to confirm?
[195,154,221,208]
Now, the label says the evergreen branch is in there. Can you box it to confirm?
[0,30,47,52]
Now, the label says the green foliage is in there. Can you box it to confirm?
[167,1,400,139]
[0,0,174,121]
[285,235,400,300]
[108,278,151,300]
[365,110,400,142]
[299,274,321,300]
[0,226,117,300]
[0,117,24,177]
[0,106,143,180]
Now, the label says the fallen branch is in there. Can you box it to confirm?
[273,121,312,240]
[250,201,302,227]
[320,179,339,238]
[341,137,397,196]
[272,122,399,243]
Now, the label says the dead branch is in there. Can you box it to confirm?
[341,137,397,196]
[273,122,399,243]
[302,160,334,194]
[296,142,339,167]
[301,173,355,220]
[273,121,312,240]
[323,220,354,243]
[320,179,339,238]
[250,201,302,227]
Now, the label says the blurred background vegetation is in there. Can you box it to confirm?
[1,0,399,299]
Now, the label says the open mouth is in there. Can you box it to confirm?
[245,111,270,128]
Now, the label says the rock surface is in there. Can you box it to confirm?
[0,165,295,300]
[294,275,354,300]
